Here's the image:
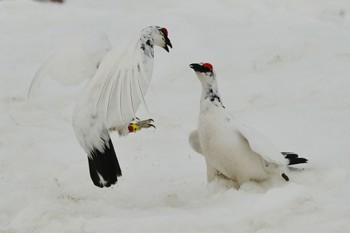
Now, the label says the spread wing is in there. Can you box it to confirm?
[28,32,113,98]
[71,38,153,187]
[233,117,287,165]
[73,38,152,152]
[85,39,151,130]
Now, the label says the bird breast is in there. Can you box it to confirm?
[197,112,270,183]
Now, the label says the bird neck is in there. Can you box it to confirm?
[139,33,155,58]
[201,84,225,109]
[136,33,155,81]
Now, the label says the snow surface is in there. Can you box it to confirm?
[1,0,350,232]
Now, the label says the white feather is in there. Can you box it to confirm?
[30,26,172,187]
[189,130,203,155]
[72,34,154,154]
[229,116,287,166]
[191,67,289,186]
[28,32,112,98]
[87,39,152,129]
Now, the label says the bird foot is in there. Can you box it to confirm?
[128,118,156,133]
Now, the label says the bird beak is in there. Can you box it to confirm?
[163,36,172,52]
[189,63,202,72]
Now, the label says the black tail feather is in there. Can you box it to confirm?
[88,138,122,188]
[282,152,308,166]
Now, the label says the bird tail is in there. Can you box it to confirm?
[282,152,308,165]
[88,138,122,188]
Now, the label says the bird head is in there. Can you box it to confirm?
[190,62,216,85]
[153,26,173,52]
[140,26,172,52]
[190,62,223,105]
[140,26,173,53]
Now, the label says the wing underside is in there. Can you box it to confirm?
[89,40,152,129]
[28,32,113,98]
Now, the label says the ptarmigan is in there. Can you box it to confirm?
[29,26,172,188]
[189,62,307,188]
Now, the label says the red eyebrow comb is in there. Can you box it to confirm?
[161,28,168,36]
[202,63,213,71]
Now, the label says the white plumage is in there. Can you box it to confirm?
[29,32,113,90]
[29,26,172,188]
[189,63,307,188]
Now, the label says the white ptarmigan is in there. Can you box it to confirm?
[189,62,307,188]
[29,26,172,188]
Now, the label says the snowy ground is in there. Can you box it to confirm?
[1,0,350,232]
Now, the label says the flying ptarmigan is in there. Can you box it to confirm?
[189,62,307,188]
[29,26,172,188]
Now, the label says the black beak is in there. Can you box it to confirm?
[190,63,211,73]
[163,36,172,53]
[190,63,201,72]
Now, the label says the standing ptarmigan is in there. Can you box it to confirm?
[189,62,307,188]
[29,26,172,188]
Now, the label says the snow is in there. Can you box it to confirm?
[1,0,350,232]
